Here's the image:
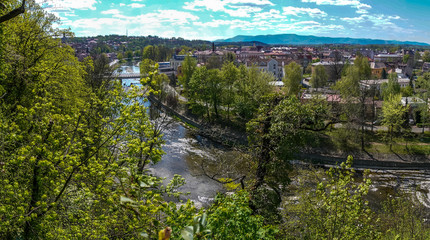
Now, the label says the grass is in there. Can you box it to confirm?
[311,128,430,155]
[366,143,430,155]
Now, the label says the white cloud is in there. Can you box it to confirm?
[301,0,371,11]
[194,19,249,28]
[254,9,286,21]
[101,9,121,15]
[355,8,368,14]
[120,3,126,7]
[184,0,274,11]
[36,0,99,10]
[183,0,273,17]
[129,3,146,8]
[63,9,201,38]
[277,20,344,33]
[341,14,400,25]
[282,6,327,18]
[224,6,263,17]
[340,14,411,34]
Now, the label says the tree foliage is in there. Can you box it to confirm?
[381,73,401,100]
[423,51,430,63]
[381,94,407,150]
[283,62,302,96]
[282,157,381,240]
[247,94,329,221]
[179,55,197,91]
[310,64,328,88]
[0,2,196,239]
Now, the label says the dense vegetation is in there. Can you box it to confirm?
[2,1,430,240]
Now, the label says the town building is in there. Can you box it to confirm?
[370,62,387,79]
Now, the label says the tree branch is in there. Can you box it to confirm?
[0,0,26,24]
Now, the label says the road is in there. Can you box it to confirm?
[334,123,430,133]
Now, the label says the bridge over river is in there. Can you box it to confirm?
[112,73,141,79]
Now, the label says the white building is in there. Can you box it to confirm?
[245,58,285,81]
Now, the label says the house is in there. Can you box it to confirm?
[194,43,224,65]
[245,58,285,80]
[169,54,197,71]
[157,62,175,77]
[423,62,430,73]
[374,54,402,63]
[237,51,264,61]
[401,97,425,108]
[370,62,386,79]
[360,78,410,91]
[311,61,345,82]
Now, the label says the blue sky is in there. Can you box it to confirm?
[36,0,430,43]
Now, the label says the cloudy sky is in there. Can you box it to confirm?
[36,0,430,43]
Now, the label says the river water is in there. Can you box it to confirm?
[119,63,229,207]
[119,62,430,209]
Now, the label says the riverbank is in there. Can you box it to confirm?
[149,93,430,170]
[148,95,248,148]
[299,151,430,170]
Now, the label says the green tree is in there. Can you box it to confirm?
[125,50,133,60]
[354,55,371,80]
[310,64,328,88]
[179,55,197,92]
[334,65,370,150]
[140,59,169,100]
[334,66,360,98]
[414,51,421,66]
[400,86,413,97]
[381,94,407,150]
[0,0,26,23]
[143,45,158,61]
[381,68,388,79]
[207,69,223,118]
[206,55,222,69]
[423,51,430,62]
[283,156,381,240]
[207,191,277,240]
[381,73,401,100]
[234,65,274,121]
[380,193,430,239]
[283,62,302,96]
[117,52,124,62]
[416,73,430,132]
[0,2,196,239]
[221,61,238,120]
[304,64,312,75]
[189,66,211,118]
[403,54,410,64]
[223,51,236,63]
[247,94,329,221]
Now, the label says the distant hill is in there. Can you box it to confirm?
[215,41,268,46]
[216,34,429,46]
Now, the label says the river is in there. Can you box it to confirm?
[119,62,232,207]
[118,62,430,209]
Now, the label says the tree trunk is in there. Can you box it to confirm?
[23,121,53,239]
[0,0,26,23]
[390,125,393,151]
[250,114,272,212]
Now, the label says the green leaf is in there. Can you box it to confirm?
[200,213,207,227]
[120,196,135,203]
[181,226,194,240]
